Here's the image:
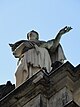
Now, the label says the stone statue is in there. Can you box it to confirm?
[9,26,72,87]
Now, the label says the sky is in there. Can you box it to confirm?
[0,0,80,85]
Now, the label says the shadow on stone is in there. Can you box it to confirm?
[0,81,15,100]
[51,61,63,72]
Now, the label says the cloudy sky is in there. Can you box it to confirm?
[0,0,80,84]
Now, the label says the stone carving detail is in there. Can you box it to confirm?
[9,26,72,86]
[55,92,69,107]
[49,88,72,107]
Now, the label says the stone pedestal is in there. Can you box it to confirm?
[0,61,80,107]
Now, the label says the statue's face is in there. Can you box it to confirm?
[29,32,36,40]
[27,31,39,40]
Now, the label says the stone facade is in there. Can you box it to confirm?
[0,61,80,107]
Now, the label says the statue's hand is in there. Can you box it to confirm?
[58,26,72,35]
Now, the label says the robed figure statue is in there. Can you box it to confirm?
[9,26,72,87]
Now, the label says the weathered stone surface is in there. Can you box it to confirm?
[0,61,80,107]
[48,87,73,107]
[0,81,15,100]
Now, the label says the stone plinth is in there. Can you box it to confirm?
[0,61,80,107]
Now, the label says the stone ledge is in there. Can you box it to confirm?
[0,61,80,107]
[64,101,80,107]
[0,70,49,107]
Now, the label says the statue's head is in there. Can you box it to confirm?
[27,30,39,40]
